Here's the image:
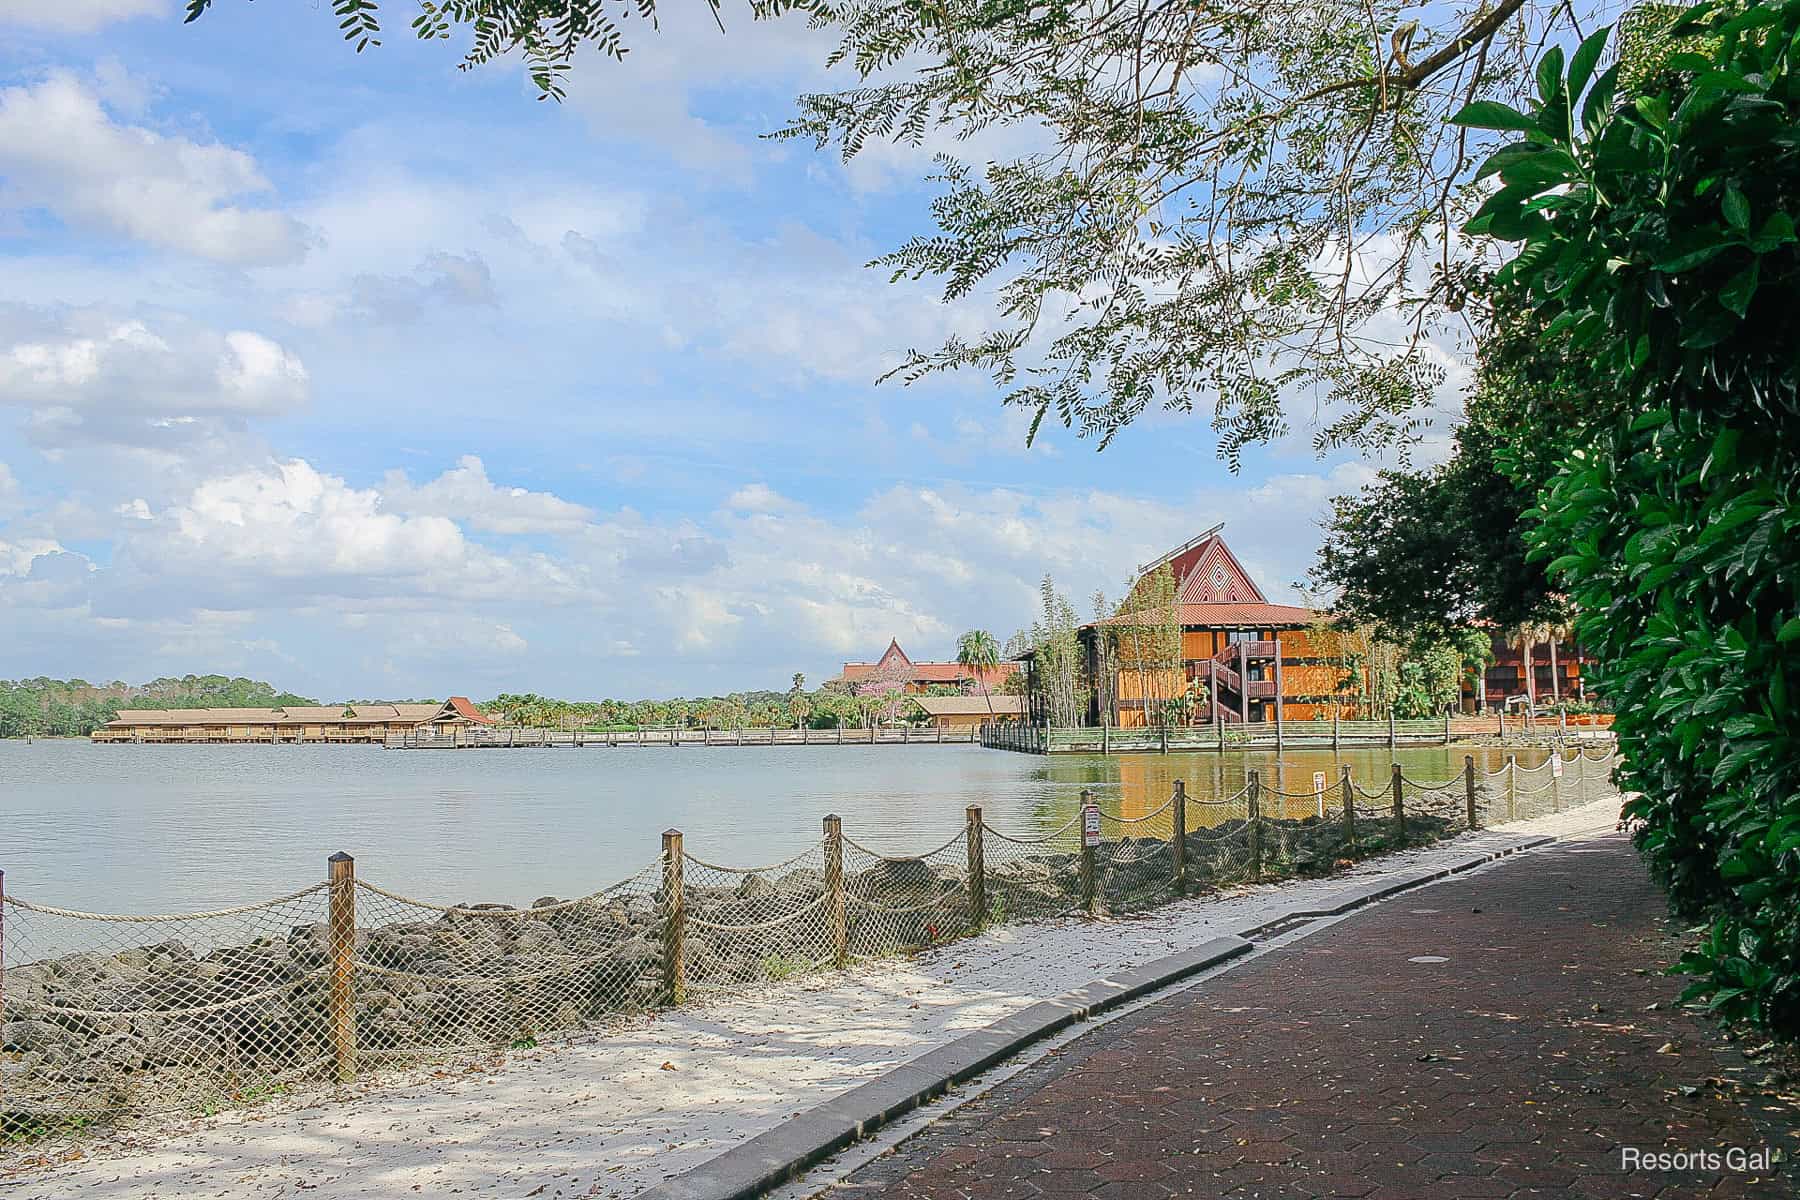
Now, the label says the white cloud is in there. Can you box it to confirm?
[0,535,64,577]
[0,72,307,264]
[0,0,164,33]
[383,455,594,535]
[0,305,308,448]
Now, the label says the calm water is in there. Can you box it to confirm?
[0,740,1551,914]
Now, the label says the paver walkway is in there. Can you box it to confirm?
[828,834,1796,1199]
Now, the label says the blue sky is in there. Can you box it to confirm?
[0,1,1461,699]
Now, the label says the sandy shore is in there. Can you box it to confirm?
[4,799,1619,1200]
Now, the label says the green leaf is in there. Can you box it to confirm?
[1720,259,1760,316]
[1582,65,1620,139]
[1537,46,1566,104]
[1723,184,1750,231]
[1567,27,1611,102]
[1450,100,1539,133]
[1778,616,1800,643]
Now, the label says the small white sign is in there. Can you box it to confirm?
[1313,771,1328,817]
[1552,755,1565,779]
[1082,805,1102,847]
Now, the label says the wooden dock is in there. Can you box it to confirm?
[982,714,1617,755]
[382,726,979,750]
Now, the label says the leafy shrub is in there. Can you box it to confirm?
[1455,1,1800,1035]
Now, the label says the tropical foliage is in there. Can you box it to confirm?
[1456,0,1800,1036]
[0,676,316,738]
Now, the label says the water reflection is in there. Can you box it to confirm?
[0,740,1554,915]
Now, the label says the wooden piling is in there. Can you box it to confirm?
[1340,765,1356,854]
[661,830,686,1005]
[1464,755,1479,829]
[1507,754,1517,820]
[327,852,357,1083]
[823,816,847,968]
[966,806,986,931]
[1170,781,1188,893]
[1390,763,1405,846]
[1247,770,1263,882]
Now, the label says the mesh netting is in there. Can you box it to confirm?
[2,748,1624,1166]
[844,831,972,956]
[979,814,1084,924]
[0,885,335,1154]
[348,863,667,1059]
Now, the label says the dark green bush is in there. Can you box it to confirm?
[1454,1,1800,1035]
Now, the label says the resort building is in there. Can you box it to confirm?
[1056,527,1357,728]
[833,639,1021,695]
[909,694,1026,730]
[91,697,495,744]
[1468,629,1594,713]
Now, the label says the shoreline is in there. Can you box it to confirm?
[3,797,1621,1200]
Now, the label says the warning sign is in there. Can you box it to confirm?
[1312,771,1327,795]
[1552,755,1565,778]
[1082,805,1102,847]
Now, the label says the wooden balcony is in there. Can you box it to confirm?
[1246,679,1278,699]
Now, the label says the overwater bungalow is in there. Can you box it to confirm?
[90,697,495,744]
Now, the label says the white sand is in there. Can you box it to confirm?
[6,800,1618,1200]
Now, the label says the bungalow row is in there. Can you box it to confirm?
[90,697,495,744]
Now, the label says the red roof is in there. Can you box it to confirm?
[1091,601,1319,629]
[446,696,496,725]
[836,640,1020,686]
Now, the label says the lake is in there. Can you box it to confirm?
[0,739,1554,915]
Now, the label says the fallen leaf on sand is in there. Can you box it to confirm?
[660,1061,677,1071]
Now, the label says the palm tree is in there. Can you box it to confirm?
[957,629,1001,718]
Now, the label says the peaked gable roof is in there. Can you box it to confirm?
[875,639,913,670]
[1132,526,1269,606]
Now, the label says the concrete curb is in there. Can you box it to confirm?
[635,831,1561,1200]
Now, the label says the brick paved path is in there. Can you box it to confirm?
[831,834,1795,1199]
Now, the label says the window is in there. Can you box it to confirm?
[1228,630,1257,645]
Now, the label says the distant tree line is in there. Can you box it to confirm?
[0,675,317,739]
[482,677,992,733]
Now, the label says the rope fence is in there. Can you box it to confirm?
[0,748,1621,1165]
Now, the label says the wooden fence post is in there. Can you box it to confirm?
[1247,770,1263,882]
[1080,789,1098,916]
[1507,754,1517,821]
[327,851,357,1083]
[1332,710,1340,750]
[1160,723,1169,754]
[1497,710,1505,738]
[1170,781,1188,893]
[1340,765,1356,854]
[1464,755,1479,829]
[1215,712,1224,753]
[1551,753,1562,811]
[966,806,986,931]
[661,830,686,1005]
[1387,709,1396,748]
[1390,763,1405,846]
[1444,711,1452,745]
[823,816,847,968]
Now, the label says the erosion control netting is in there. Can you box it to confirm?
[347,862,668,1058]
[2,748,1622,1164]
[0,885,335,1142]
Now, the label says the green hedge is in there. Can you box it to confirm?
[1455,0,1800,1035]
